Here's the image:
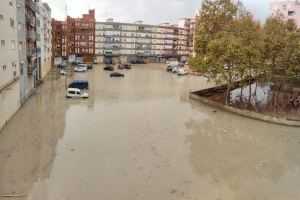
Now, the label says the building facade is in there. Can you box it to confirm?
[52,10,95,62]
[39,2,51,79]
[270,0,300,28]
[0,0,21,129]
[95,18,195,64]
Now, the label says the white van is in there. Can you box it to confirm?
[74,64,88,72]
[66,88,89,98]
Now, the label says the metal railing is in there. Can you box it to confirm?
[27,63,37,74]
[25,0,39,14]
[25,13,36,26]
[26,31,36,41]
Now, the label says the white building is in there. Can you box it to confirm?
[95,18,194,64]
[270,0,300,28]
[0,0,21,129]
[40,2,51,79]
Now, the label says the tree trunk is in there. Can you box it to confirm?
[226,85,231,105]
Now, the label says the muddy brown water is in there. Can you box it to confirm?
[0,64,300,200]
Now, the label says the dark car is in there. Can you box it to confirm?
[104,66,114,71]
[131,60,141,64]
[86,63,93,69]
[68,80,89,90]
[123,63,132,69]
[110,72,124,77]
[166,65,173,72]
[118,63,125,69]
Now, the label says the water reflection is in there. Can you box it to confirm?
[187,101,300,199]
[208,83,300,120]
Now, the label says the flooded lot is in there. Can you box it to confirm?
[0,64,300,200]
[207,82,300,121]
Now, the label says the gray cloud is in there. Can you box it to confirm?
[44,0,270,24]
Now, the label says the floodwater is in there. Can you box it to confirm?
[0,64,300,200]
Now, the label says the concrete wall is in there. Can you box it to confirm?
[0,1,21,129]
[0,82,21,130]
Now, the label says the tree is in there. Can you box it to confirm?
[190,0,262,104]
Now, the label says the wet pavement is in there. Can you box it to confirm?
[0,64,300,200]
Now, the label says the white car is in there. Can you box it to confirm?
[60,69,67,75]
[177,68,188,76]
[66,88,89,98]
[172,66,179,73]
[74,64,87,72]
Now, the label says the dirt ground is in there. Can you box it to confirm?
[0,64,300,200]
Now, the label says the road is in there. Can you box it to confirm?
[0,64,300,200]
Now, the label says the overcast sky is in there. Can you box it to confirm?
[44,0,270,24]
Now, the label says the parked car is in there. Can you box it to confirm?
[131,60,145,64]
[66,88,89,99]
[110,72,125,77]
[118,63,125,69]
[93,59,99,64]
[86,63,93,69]
[104,66,114,71]
[166,65,174,72]
[172,66,179,73]
[60,69,67,75]
[123,63,132,69]
[74,64,87,72]
[177,68,188,76]
[68,80,89,90]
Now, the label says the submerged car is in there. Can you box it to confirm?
[60,69,67,75]
[86,63,93,69]
[110,72,125,77]
[104,66,114,71]
[68,80,89,90]
[177,68,188,76]
[172,66,179,73]
[124,63,132,69]
[66,88,89,99]
[74,64,88,72]
[166,65,174,72]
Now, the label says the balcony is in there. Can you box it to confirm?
[36,33,41,41]
[25,13,36,26]
[25,0,39,14]
[27,63,37,74]
[36,19,40,27]
[27,48,41,58]
[27,31,36,41]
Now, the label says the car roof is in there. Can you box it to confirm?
[71,80,88,83]
[68,88,80,91]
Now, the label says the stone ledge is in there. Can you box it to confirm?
[189,92,300,127]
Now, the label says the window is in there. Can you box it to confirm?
[11,40,15,49]
[10,18,14,28]
[288,11,295,16]
[19,42,22,50]
[9,0,13,6]
[2,65,7,71]
[20,63,23,75]
[0,15,3,20]
[18,22,22,30]
[283,4,287,10]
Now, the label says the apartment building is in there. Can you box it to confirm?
[39,2,51,78]
[52,10,95,62]
[0,0,21,129]
[95,18,195,64]
[270,0,300,27]
[25,0,41,87]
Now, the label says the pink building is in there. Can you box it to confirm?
[270,0,300,27]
